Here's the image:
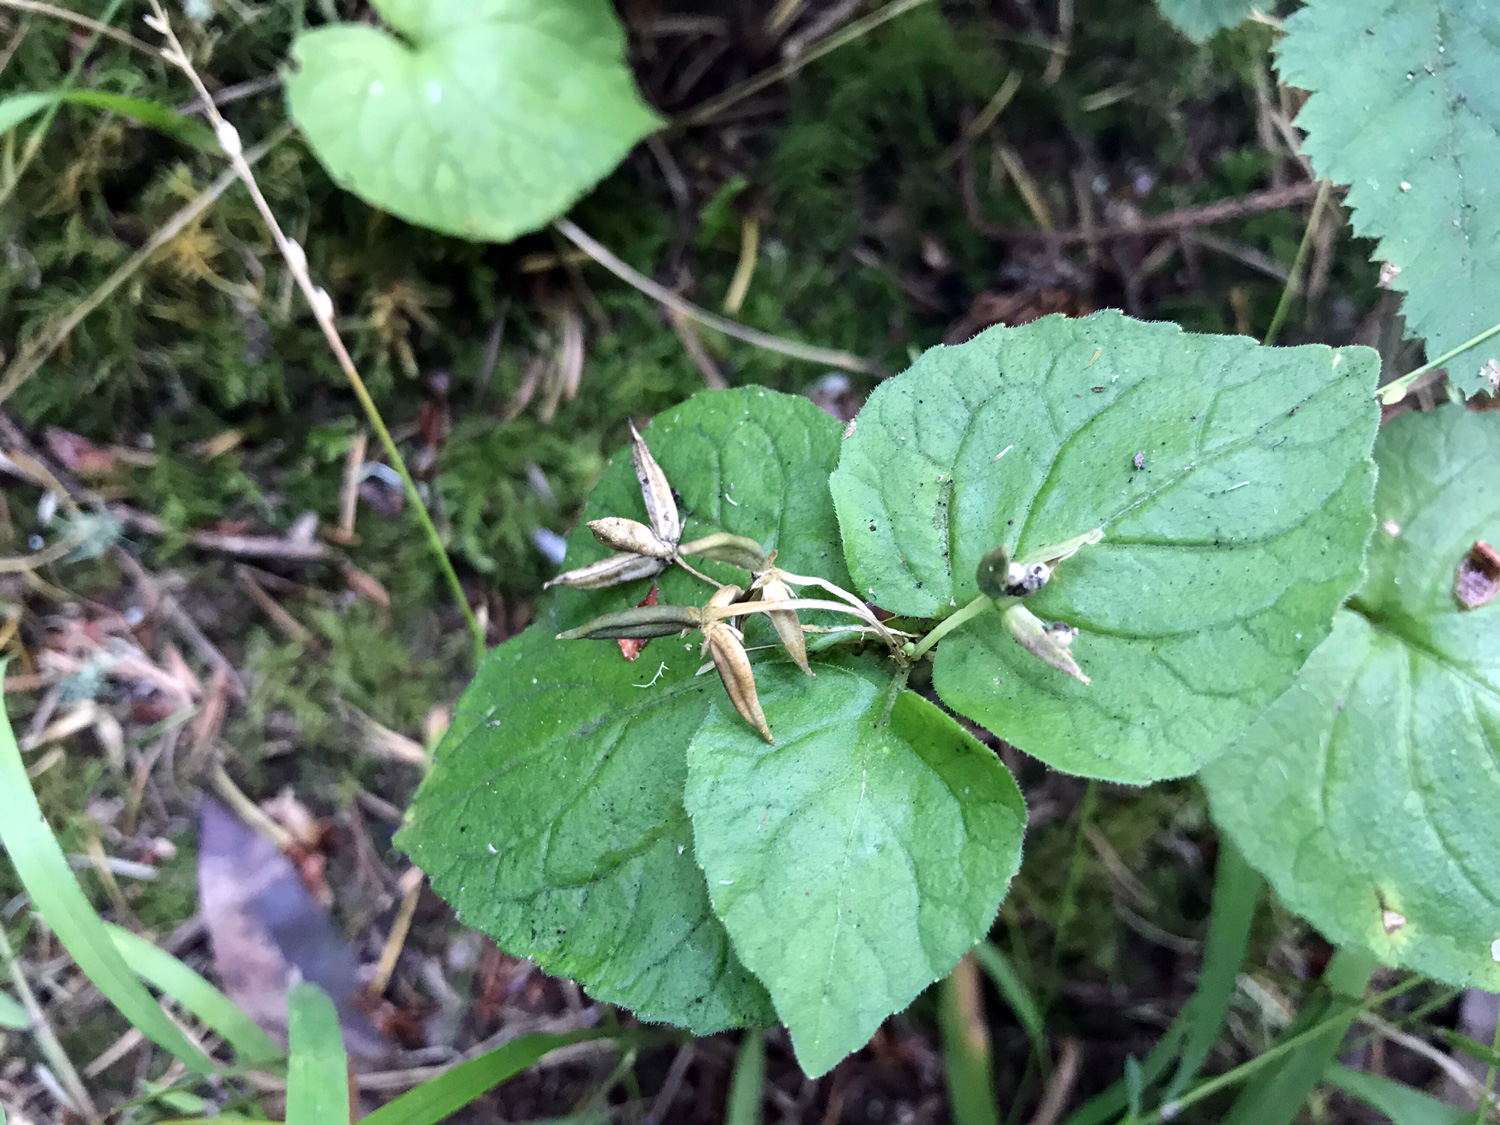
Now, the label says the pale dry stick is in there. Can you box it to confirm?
[0,0,151,55]
[144,2,485,665]
[0,924,101,1123]
[1027,1036,1081,1125]
[0,14,33,79]
[369,867,424,996]
[677,0,934,128]
[0,125,291,405]
[1356,1012,1497,1106]
[553,218,877,375]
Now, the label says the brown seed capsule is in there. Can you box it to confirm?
[1002,604,1090,684]
[679,532,768,572]
[628,420,680,545]
[703,620,774,742]
[1456,539,1500,610]
[752,572,812,675]
[587,517,675,559]
[543,552,667,591]
[556,603,701,640]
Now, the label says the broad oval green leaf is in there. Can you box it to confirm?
[830,312,1379,782]
[685,656,1026,1077]
[1277,1,1500,397]
[285,0,663,242]
[1203,407,1500,991]
[401,388,849,1033]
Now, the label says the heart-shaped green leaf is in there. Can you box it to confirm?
[1203,407,1500,990]
[830,312,1379,782]
[285,0,663,242]
[685,657,1026,1077]
[401,387,848,1032]
[1276,0,1500,397]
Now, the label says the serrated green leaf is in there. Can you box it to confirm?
[285,0,663,242]
[684,656,1026,1076]
[1153,0,1258,43]
[1203,407,1500,991]
[830,312,1379,782]
[401,388,849,1034]
[1276,1,1500,397]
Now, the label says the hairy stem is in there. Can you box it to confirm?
[909,594,1007,661]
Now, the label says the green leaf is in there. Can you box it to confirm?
[402,387,848,1034]
[286,983,348,1125]
[830,312,1379,782]
[0,690,216,1073]
[105,923,282,1068]
[363,1029,629,1125]
[1203,406,1500,991]
[1276,1,1500,397]
[1153,0,1258,42]
[1325,1065,1466,1125]
[285,0,663,242]
[684,656,1027,1076]
[0,91,216,149]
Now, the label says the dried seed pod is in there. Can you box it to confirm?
[543,551,667,591]
[704,621,774,742]
[628,420,680,545]
[1002,604,1090,684]
[679,532,768,572]
[587,517,675,559]
[752,573,812,675]
[557,603,701,640]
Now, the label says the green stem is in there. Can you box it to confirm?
[910,595,1006,661]
[1124,975,1425,1125]
[1378,318,1500,404]
[1045,779,1098,1012]
[1262,179,1331,347]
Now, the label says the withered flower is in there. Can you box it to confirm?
[544,421,682,591]
[701,584,774,742]
[679,532,769,572]
[750,562,812,676]
[1002,604,1090,684]
[556,603,701,640]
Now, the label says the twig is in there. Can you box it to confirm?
[1355,1013,1494,1103]
[553,218,876,374]
[0,924,101,1123]
[976,181,1337,245]
[111,549,246,700]
[1263,179,1332,345]
[369,868,424,996]
[677,0,933,127]
[145,4,485,665]
[1026,1036,1081,1125]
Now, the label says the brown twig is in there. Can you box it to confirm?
[1026,1036,1081,1125]
[975,181,1339,245]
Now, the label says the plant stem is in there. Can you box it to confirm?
[910,595,1004,661]
[1378,318,1500,404]
[1262,179,1331,347]
[145,2,486,667]
[1046,779,1097,1009]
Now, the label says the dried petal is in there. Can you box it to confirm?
[628,420,680,545]
[588,517,675,559]
[704,621,773,742]
[1002,604,1090,684]
[753,574,811,675]
[557,603,700,640]
[1456,539,1500,610]
[679,532,768,572]
[619,584,659,662]
[543,552,666,591]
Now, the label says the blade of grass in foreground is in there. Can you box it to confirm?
[105,923,282,1067]
[0,689,216,1073]
[363,1028,629,1125]
[1324,1065,1465,1125]
[939,951,1000,1125]
[287,982,349,1125]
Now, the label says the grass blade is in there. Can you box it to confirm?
[726,1029,765,1125]
[0,692,215,1073]
[105,924,282,1067]
[1324,1065,1465,1125]
[286,982,349,1125]
[938,951,1000,1125]
[1162,838,1264,1099]
[1220,946,1377,1125]
[363,1029,626,1125]
[972,940,1047,1059]
[0,988,26,1029]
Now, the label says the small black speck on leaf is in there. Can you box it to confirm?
[1091,386,1106,393]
